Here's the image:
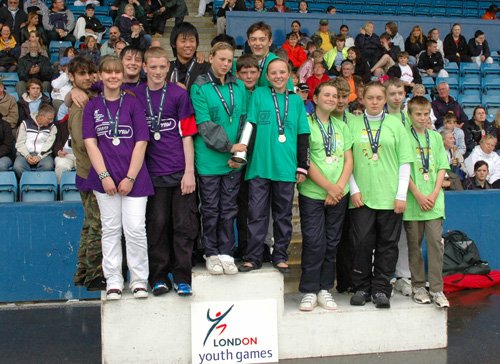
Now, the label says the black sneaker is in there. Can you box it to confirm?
[86,276,107,291]
[372,292,391,308]
[350,290,371,306]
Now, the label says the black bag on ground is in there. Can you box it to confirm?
[442,230,491,276]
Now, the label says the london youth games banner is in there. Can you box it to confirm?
[191,299,279,364]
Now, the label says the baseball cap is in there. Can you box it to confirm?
[296,83,310,92]
[86,4,94,10]
[319,19,329,26]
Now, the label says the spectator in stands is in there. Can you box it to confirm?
[439,111,466,156]
[323,34,347,76]
[417,39,448,79]
[468,30,493,66]
[346,46,370,84]
[326,6,336,15]
[16,42,52,97]
[339,24,354,49]
[427,28,445,59]
[0,24,19,72]
[482,4,499,20]
[63,45,78,58]
[83,56,152,301]
[387,52,421,94]
[73,4,105,43]
[74,0,100,6]
[440,129,465,191]
[20,12,47,45]
[385,21,404,52]
[286,20,308,43]
[354,21,380,68]
[114,40,126,56]
[117,0,149,33]
[80,34,100,65]
[42,0,75,43]
[50,56,71,112]
[147,0,168,37]
[216,0,245,36]
[282,32,307,70]
[370,33,400,77]
[443,23,471,64]
[295,82,313,114]
[0,79,18,131]
[463,160,492,190]
[17,78,51,123]
[404,25,425,65]
[52,112,74,184]
[167,22,210,91]
[100,26,127,57]
[0,0,27,43]
[0,115,14,170]
[128,20,149,51]
[13,103,57,179]
[165,0,188,26]
[314,19,334,52]
[20,31,47,59]
[117,4,140,44]
[24,0,48,19]
[249,0,266,12]
[297,1,308,13]
[464,135,500,187]
[196,0,213,17]
[305,61,329,100]
[339,60,357,103]
[297,48,322,83]
[330,77,355,123]
[463,106,496,157]
[494,110,500,153]
[268,0,291,13]
[411,84,437,126]
[431,82,468,129]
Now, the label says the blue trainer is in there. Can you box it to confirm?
[174,282,192,296]
[152,281,170,296]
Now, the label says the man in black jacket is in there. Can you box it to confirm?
[417,39,449,78]
[0,0,27,43]
[73,4,105,42]
[0,116,14,171]
[16,43,52,97]
[216,0,245,35]
[468,30,494,66]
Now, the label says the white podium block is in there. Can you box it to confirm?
[102,266,447,363]
[279,293,447,359]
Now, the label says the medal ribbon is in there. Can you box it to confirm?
[146,83,168,133]
[271,88,289,136]
[259,54,269,72]
[401,111,406,126]
[411,127,430,174]
[363,112,384,157]
[313,113,336,157]
[170,58,195,86]
[208,72,234,119]
[102,93,124,139]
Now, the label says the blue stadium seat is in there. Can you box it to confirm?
[482,94,500,109]
[490,51,500,63]
[459,75,481,91]
[444,62,459,76]
[20,171,58,202]
[94,6,110,16]
[481,63,500,77]
[0,72,19,86]
[96,15,113,28]
[448,88,459,100]
[421,76,435,88]
[67,5,85,18]
[7,91,18,101]
[49,41,72,63]
[0,171,17,203]
[482,75,500,93]
[60,171,81,201]
[432,8,447,17]
[487,107,499,120]
[463,106,475,120]
[460,62,480,76]
[458,93,481,107]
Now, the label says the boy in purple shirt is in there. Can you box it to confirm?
[135,47,198,296]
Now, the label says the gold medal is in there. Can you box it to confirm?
[278,134,286,143]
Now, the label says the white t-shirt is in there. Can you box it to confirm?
[399,64,413,84]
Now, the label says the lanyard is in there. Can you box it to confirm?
[145,83,168,132]
[343,111,347,124]
[363,112,384,157]
[400,111,406,126]
[102,93,124,139]
[171,58,196,86]
[271,88,289,135]
[313,113,336,157]
[208,72,234,119]
[259,54,269,72]
[411,127,430,174]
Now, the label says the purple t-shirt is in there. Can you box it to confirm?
[82,92,154,197]
[133,82,197,177]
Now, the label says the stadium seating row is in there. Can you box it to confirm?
[0,171,80,203]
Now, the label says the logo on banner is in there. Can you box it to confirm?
[192,300,278,364]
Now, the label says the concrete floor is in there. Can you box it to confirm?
[1,287,499,364]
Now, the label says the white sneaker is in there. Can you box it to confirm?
[394,277,412,296]
[218,255,238,275]
[412,287,431,304]
[430,291,450,308]
[317,290,337,310]
[106,289,122,301]
[299,293,318,311]
[133,287,148,299]
[205,255,224,275]
[195,13,204,17]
